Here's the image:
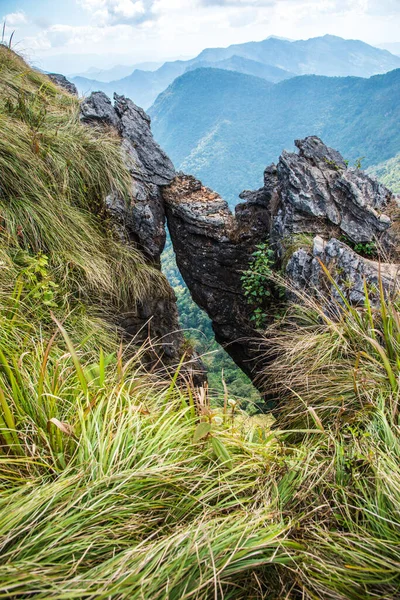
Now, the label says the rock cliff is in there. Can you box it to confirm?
[163,137,400,391]
[79,90,197,372]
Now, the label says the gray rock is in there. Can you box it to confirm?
[80,91,120,129]
[48,73,78,96]
[79,91,192,371]
[164,137,399,394]
[114,94,175,186]
[80,91,176,262]
[273,136,393,245]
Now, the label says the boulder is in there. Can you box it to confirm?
[48,73,78,96]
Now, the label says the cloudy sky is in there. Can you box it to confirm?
[1,0,399,73]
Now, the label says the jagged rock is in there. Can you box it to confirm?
[79,91,201,376]
[48,73,78,96]
[80,91,175,261]
[287,236,399,306]
[164,137,399,393]
[80,92,120,129]
[163,175,269,382]
[272,138,393,247]
[114,94,175,187]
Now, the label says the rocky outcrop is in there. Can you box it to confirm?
[48,73,78,96]
[163,175,269,382]
[79,91,205,379]
[163,137,400,391]
[80,92,175,263]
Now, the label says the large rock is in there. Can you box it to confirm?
[163,137,399,393]
[48,73,78,96]
[163,175,269,382]
[79,91,204,378]
[80,91,175,263]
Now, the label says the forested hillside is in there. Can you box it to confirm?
[369,154,400,193]
[150,67,400,204]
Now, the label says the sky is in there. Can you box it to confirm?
[1,0,400,74]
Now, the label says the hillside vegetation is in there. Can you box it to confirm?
[150,67,400,205]
[368,153,400,193]
[1,47,400,599]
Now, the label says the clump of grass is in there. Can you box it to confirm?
[0,45,167,318]
[0,299,297,599]
[261,268,400,430]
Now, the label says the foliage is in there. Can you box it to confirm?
[241,242,283,328]
[368,153,400,194]
[339,235,378,258]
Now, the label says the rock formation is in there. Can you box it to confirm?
[164,137,400,390]
[77,90,204,374]
[48,73,78,96]
[45,70,400,396]
[80,91,175,263]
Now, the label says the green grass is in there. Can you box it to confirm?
[0,46,167,320]
[1,46,400,599]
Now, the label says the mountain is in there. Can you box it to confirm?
[149,67,400,205]
[368,154,400,194]
[194,35,400,77]
[185,55,294,82]
[378,42,400,57]
[70,62,162,82]
[71,35,400,109]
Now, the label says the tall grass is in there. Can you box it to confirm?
[261,270,400,429]
[1,46,400,599]
[0,45,167,317]
[0,300,297,599]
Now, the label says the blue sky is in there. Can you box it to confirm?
[1,0,400,74]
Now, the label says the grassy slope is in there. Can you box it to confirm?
[1,47,400,599]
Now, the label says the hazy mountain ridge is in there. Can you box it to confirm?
[71,35,400,109]
[149,67,400,205]
[70,62,162,82]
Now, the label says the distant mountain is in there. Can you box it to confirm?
[70,62,162,82]
[368,154,400,194]
[185,56,294,82]
[193,35,400,77]
[149,67,400,205]
[71,35,400,109]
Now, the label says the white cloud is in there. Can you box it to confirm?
[78,0,154,24]
[3,11,28,26]
[25,22,136,51]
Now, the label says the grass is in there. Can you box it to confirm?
[1,45,400,599]
[261,269,400,429]
[0,45,167,320]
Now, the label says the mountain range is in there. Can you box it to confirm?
[149,67,400,205]
[70,62,162,82]
[71,35,400,109]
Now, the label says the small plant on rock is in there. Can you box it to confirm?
[241,242,276,328]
